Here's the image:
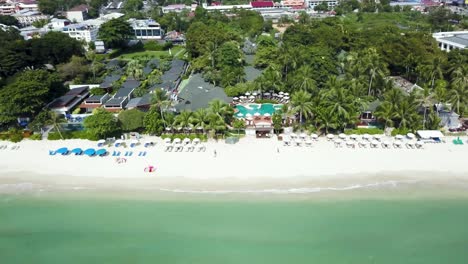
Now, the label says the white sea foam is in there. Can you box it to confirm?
[156,180,418,194]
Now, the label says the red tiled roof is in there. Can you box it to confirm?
[251,1,274,8]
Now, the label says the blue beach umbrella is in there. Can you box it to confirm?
[95,149,107,156]
[83,148,96,156]
[55,147,69,155]
[71,148,83,155]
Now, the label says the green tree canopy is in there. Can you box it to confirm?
[118,109,145,132]
[83,108,121,139]
[99,18,134,49]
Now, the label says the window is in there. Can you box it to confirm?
[136,29,141,36]
[142,30,147,36]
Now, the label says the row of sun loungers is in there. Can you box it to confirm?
[334,140,424,149]
[164,144,206,152]
[0,145,20,150]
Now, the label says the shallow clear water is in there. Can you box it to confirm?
[1,195,468,263]
[235,103,283,117]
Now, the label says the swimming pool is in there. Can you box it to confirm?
[235,103,283,117]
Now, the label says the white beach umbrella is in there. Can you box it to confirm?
[283,136,290,142]
[249,95,255,99]
[415,141,424,148]
[236,113,244,117]
[165,127,172,131]
[279,91,284,95]
[371,140,379,145]
[245,113,252,117]
[300,133,307,138]
[173,138,181,143]
[144,140,154,145]
[407,133,415,139]
[305,139,312,145]
[338,133,346,139]
[311,133,318,139]
[284,96,290,100]
[246,117,253,121]
[278,94,284,98]
[284,93,289,96]
[362,133,370,140]
[373,135,382,141]
[233,97,239,100]
[395,135,404,140]
[183,138,191,143]
[252,92,258,96]
[97,139,106,144]
[239,96,245,99]
[254,112,261,116]
[164,138,172,143]
[130,139,139,144]
[327,134,335,139]
[290,133,297,138]
[350,134,358,140]
[245,92,251,96]
[176,127,183,131]
[359,140,368,145]
[193,138,201,144]
[263,113,271,117]
[394,141,402,146]
[115,139,123,144]
[382,140,390,146]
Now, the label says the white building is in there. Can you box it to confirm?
[0,3,17,15]
[161,4,191,13]
[82,12,124,27]
[46,18,70,30]
[62,24,98,42]
[66,4,89,23]
[306,0,339,9]
[128,19,164,40]
[433,31,468,52]
[13,10,49,26]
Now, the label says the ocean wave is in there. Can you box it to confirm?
[156,180,419,194]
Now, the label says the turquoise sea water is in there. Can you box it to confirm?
[1,195,468,264]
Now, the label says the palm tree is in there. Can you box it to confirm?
[209,99,233,123]
[207,114,226,136]
[374,101,394,130]
[205,41,218,68]
[326,86,358,130]
[383,88,403,110]
[316,106,337,134]
[290,90,314,125]
[361,48,388,96]
[150,89,172,127]
[174,111,193,133]
[46,111,66,139]
[415,86,434,129]
[294,65,316,93]
[449,65,468,115]
[126,60,144,80]
[192,108,211,134]
[394,100,419,129]
[147,69,163,85]
[232,119,245,135]
[425,56,445,89]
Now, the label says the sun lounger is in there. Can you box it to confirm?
[112,151,120,156]
[49,150,56,155]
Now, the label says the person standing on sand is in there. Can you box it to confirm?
[277,147,280,154]
[214,150,217,158]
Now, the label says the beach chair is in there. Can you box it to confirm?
[112,151,121,156]
[49,150,56,155]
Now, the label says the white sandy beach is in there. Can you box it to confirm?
[0,136,468,193]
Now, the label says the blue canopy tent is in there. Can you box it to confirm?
[55,147,69,155]
[71,148,83,155]
[84,148,96,156]
[96,149,107,156]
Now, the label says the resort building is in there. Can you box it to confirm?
[128,19,164,40]
[62,24,98,43]
[281,0,305,8]
[13,10,48,26]
[250,1,276,9]
[161,4,191,13]
[45,18,70,30]
[306,0,339,9]
[154,59,187,92]
[66,4,90,23]
[125,93,152,111]
[48,86,90,115]
[103,79,139,112]
[433,31,468,51]
[79,93,111,113]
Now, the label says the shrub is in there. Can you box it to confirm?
[391,128,411,137]
[344,128,384,135]
[144,41,165,51]
[29,134,42,140]
[9,133,23,143]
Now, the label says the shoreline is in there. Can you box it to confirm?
[1,136,468,199]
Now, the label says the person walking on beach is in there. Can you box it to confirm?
[277,147,280,154]
[214,149,217,158]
